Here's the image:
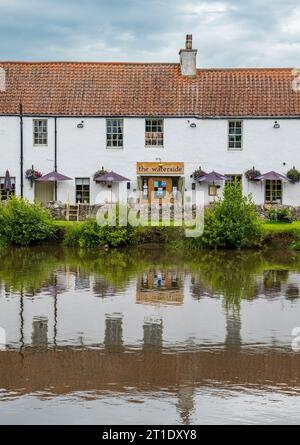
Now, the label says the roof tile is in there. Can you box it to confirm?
[0,62,299,117]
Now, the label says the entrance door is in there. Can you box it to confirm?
[148,177,173,204]
[35,182,54,205]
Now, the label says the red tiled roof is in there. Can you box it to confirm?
[0,62,299,117]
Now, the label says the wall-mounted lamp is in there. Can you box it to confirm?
[77,121,84,129]
[155,157,164,167]
[273,121,280,129]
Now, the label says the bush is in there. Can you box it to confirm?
[268,208,292,223]
[0,197,56,246]
[62,219,186,248]
[199,180,263,249]
[63,219,136,248]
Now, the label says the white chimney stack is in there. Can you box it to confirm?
[179,35,197,78]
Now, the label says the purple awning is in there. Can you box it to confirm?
[255,171,289,181]
[3,170,13,191]
[198,171,226,182]
[95,171,130,183]
[36,171,72,182]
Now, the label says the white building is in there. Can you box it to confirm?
[1,35,300,206]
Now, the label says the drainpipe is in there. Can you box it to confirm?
[54,117,57,200]
[19,102,24,197]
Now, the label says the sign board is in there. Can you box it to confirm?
[137,162,184,176]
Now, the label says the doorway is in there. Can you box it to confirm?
[142,177,179,204]
[35,182,54,205]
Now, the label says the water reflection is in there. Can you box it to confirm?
[137,269,184,305]
[1,246,300,424]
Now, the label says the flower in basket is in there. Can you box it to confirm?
[287,166,300,183]
[245,167,261,181]
[93,167,108,181]
[192,167,207,180]
[25,169,42,180]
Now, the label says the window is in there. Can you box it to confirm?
[145,119,164,147]
[208,185,218,196]
[106,119,123,148]
[265,180,282,204]
[33,119,48,146]
[0,177,15,200]
[225,174,242,186]
[76,178,90,203]
[228,120,242,150]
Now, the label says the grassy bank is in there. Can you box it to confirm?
[3,194,300,250]
[263,221,300,233]
[52,220,300,250]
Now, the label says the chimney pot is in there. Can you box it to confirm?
[186,34,193,50]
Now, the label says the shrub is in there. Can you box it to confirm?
[63,219,136,248]
[199,180,263,249]
[268,208,292,223]
[0,197,56,246]
[62,219,186,248]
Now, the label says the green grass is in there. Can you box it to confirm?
[53,220,85,229]
[53,219,300,233]
[263,221,300,233]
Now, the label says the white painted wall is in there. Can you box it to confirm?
[1,116,300,205]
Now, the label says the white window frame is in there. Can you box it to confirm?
[33,119,48,146]
[106,119,124,149]
[145,118,164,147]
[75,178,90,204]
[228,120,243,151]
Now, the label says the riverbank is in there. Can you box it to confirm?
[3,193,300,250]
[52,220,300,250]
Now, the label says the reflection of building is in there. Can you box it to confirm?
[74,267,90,290]
[225,309,241,351]
[137,269,184,305]
[143,317,163,350]
[31,317,48,347]
[104,314,124,349]
[93,278,116,298]
[176,386,195,425]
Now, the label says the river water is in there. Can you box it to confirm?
[0,246,299,425]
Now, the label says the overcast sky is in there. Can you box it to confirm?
[0,0,299,67]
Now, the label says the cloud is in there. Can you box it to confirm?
[0,0,299,67]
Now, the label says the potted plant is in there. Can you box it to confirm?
[287,166,300,183]
[245,167,261,181]
[93,167,108,182]
[191,166,206,180]
[25,167,42,187]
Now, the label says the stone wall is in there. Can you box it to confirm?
[255,205,300,221]
[46,202,104,221]
[46,202,300,221]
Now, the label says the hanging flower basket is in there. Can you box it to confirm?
[192,167,206,180]
[245,167,261,182]
[25,168,42,187]
[287,166,300,183]
[93,167,108,182]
